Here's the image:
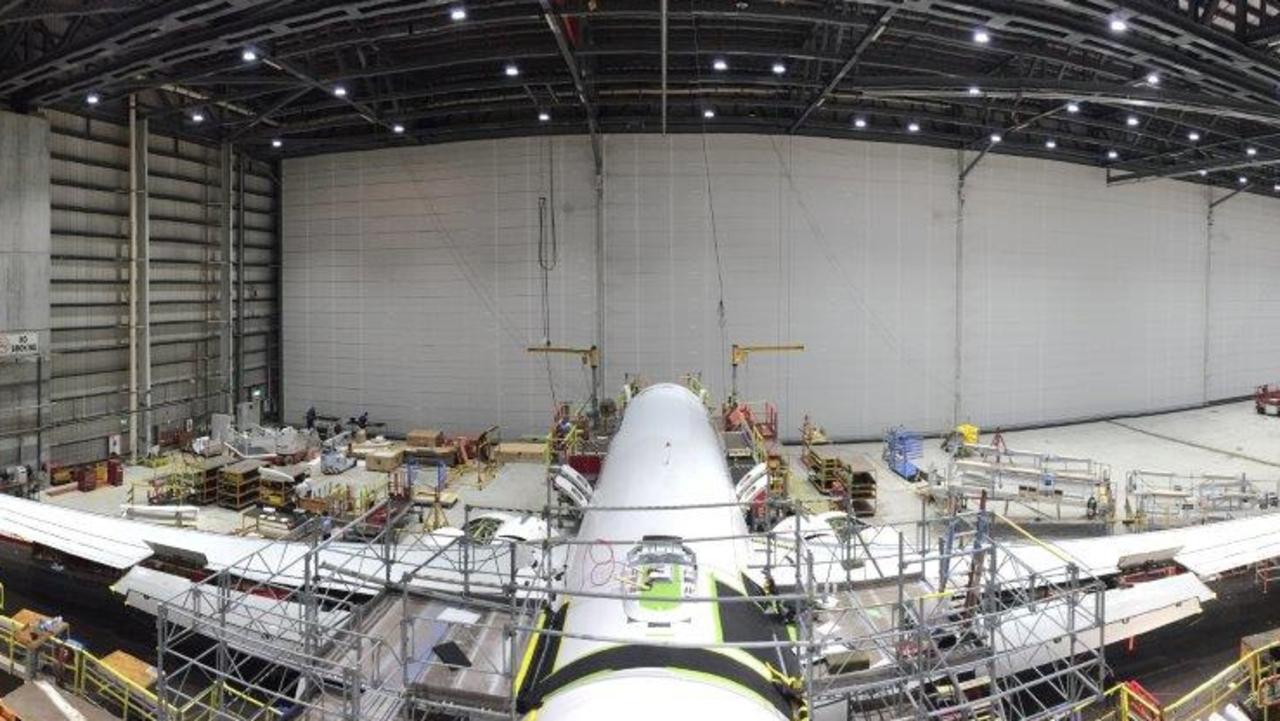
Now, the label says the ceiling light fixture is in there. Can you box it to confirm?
[271,139,282,148]
[772,62,786,75]
[241,49,258,62]
[1198,169,1208,176]
[1066,102,1080,113]
[1110,18,1128,32]
[1126,115,1139,126]
[1045,139,1057,149]
[450,6,466,20]
[1188,131,1201,141]
[191,112,204,123]
[703,108,716,119]
[393,124,405,133]
[505,64,519,77]
[86,93,100,105]
[1248,147,1259,156]
[968,86,981,95]
[854,118,867,128]
[1146,72,1160,85]
[333,85,347,97]
[990,133,1002,143]
[713,58,728,71]
[1239,176,1249,184]
[907,122,920,132]
[974,29,990,44]
[1107,150,1119,160]
[538,111,551,122]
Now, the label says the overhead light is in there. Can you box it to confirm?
[1188,131,1201,141]
[968,86,981,96]
[703,108,716,119]
[771,62,786,75]
[86,93,100,105]
[1066,102,1080,113]
[538,111,551,122]
[191,112,204,123]
[271,138,282,148]
[1126,115,1139,126]
[333,85,347,97]
[450,6,467,20]
[1274,183,1280,191]
[1248,147,1259,156]
[989,133,1002,143]
[1110,18,1128,32]
[907,122,920,133]
[713,58,728,71]
[241,49,258,62]
[1239,176,1249,185]
[1146,72,1160,85]
[974,29,991,44]
[1045,139,1057,149]
[1198,169,1208,176]
[1107,150,1119,160]
[393,123,405,133]
[505,63,520,77]
[853,118,867,128]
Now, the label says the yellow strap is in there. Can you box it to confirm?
[513,609,549,694]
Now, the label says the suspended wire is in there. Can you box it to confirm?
[540,138,561,404]
[691,1,730,384]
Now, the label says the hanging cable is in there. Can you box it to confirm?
[692,1,730,381]
[539,138,562,404]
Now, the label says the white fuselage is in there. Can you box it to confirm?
[536,383,788,721]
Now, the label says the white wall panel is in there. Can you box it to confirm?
[961,156,1208,426]
[1206,193,1280,398]
[285,132,1280,440]
[283,137,597,435]
[602,135,957,439]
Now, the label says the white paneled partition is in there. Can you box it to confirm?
[284,133,1280,440]
[282,137,598,435]
[961,156,1209,427]
[1207,193,1280,399]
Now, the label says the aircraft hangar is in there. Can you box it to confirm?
[3,1,1280,720]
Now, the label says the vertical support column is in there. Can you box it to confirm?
[594,161,606,407]
[1203,190,1214,404]
[128,96,152,459]
[236,153,247,405]
[218,143,235,414]
[953,149,967,426]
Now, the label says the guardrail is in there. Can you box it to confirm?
[0,581,280,721]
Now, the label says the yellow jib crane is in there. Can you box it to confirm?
[729,343,804,405]
[527,344,601,414]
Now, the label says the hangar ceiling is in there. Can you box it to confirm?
[6,1,1280,190]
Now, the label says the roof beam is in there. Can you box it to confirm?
[788,7,895,134]
[538,0,600,169]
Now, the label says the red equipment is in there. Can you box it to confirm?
[1258,384,1280,415]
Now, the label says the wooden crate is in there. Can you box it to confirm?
[495,442,544,462]
[406,429,444,447]
[367,448,404,472]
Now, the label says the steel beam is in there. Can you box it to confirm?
[128,95,151,459]
[218,142,234,415]
[538,0,601,169]
[788,7,895,134]
[235,152,246,404]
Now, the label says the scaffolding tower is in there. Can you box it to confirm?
[151,496,1106,721]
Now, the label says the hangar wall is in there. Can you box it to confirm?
[283,133,1279,439]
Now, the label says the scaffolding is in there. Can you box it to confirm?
[148,492,1106,721]
[1125,469,1280,528]
[938,443,1113,522]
